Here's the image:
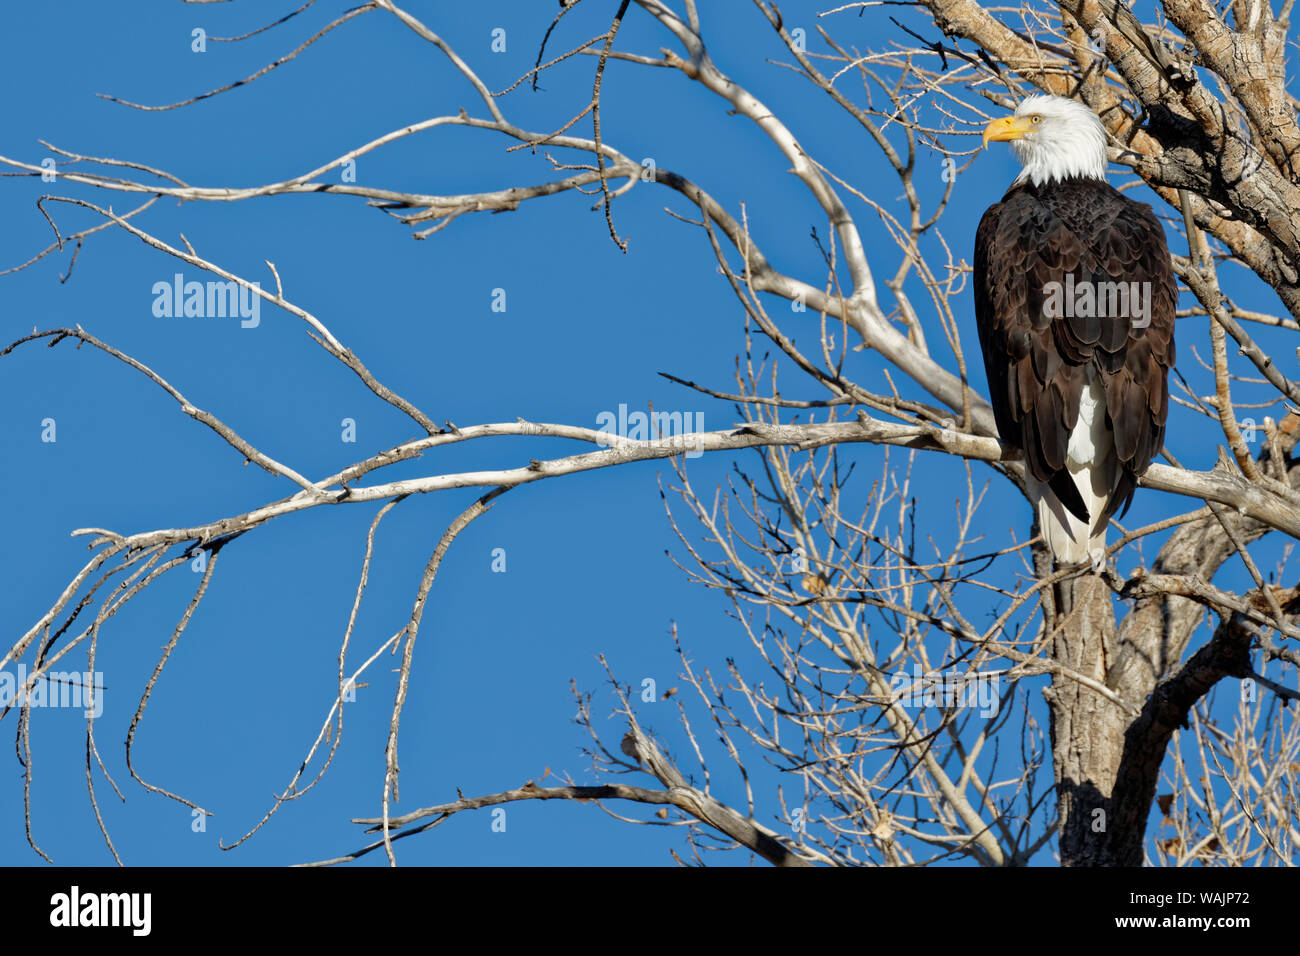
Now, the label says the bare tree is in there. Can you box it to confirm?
[2,0,1298,866]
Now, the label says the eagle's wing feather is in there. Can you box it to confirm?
[1092,197,1176,524]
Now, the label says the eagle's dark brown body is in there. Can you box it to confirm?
[973,176,1176,554]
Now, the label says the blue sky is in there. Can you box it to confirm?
[0,1,1288,866]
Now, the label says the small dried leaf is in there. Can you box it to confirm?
[620,733,640,762]
[801,573,827,595]
[870,812,893,841]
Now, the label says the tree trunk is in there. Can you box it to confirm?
[1047,574,1142,866]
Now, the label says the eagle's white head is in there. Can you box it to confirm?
[982,94,1108,187]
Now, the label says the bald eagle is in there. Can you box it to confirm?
[974,94,1176,567]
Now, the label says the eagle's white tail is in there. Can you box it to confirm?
[1030,373,1114,567]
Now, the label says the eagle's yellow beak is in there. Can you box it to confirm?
[982,115,1035,148]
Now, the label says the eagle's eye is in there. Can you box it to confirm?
[1030,115,1042,124]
